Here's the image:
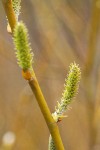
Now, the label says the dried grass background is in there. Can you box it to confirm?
[0,0,100,150]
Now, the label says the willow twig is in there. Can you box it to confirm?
[2,0,17,32]
[28,73,64,150]
[2,2,65,149]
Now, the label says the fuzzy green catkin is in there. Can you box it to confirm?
[13,22,33,70]
[49,62,81,150]
[55,62,81,118]
[48,135,56,150]
[12,0,21,20]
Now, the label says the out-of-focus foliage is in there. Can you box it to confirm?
[0,0,100,150]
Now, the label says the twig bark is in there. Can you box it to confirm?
[2,0,17,32]
[28,74,64,150]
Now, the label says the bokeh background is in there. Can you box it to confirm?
[0,0,100,150]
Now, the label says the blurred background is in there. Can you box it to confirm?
[0,0,100,149]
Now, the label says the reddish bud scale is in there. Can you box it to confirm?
[22,70,33,80]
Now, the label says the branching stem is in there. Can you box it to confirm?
[2,1,65,149]
[28,73,64,150]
